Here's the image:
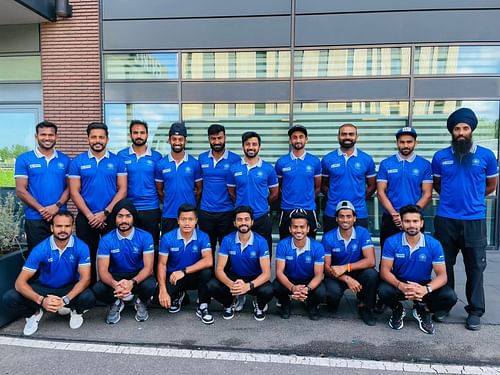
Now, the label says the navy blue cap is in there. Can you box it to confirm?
[288,124,308,137]
[169,122,187,137]
[447,108,478,133]
[396,127,417,139]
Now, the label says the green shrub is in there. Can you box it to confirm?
[0,193,23,254]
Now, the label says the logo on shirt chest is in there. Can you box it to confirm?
[332,248,341,253]
[201,164,209,169]
[81,164,92,170]
[305,256,312,263]
[47,257,53,263]
[125,160,132,165]
[184,166,192,174]
[223,163,230,170]
[442,160,454,166]
[387,169,399,174]
[111,248,120,254]
[69,254,76,263]
[412,169,420,177]
[395,253,406,258]
[285,255,294,260]
[163,168,172,174]
[107,163,115,170]
[133,247,140,254]
[352,244,358,251]
[229,250,237,255]
[256,171,264,177]
[250,251,257,258]
[192,245,199,252]
[353,162,362,170]
[330,163,341,169]
[146,160,153,166]
[29,163,42,169]
[234,171,243,177]
[57,162,65,170]
[282,167,292,172]
[305,165,313,173]
[418,254,427,262]
[472,158,481,166]
[171,247,180,252]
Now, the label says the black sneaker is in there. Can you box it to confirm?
[465,314,481,331]
[196,305,214,325]
[412,305,435,335]
[279,302,291,319]
[252,300,266,321]
[359,306,376,326]
[373,299,386,314]
[222,306,235,320]
[307,304,320,321]
[388,303,406,330]
[432,310,449,323]
[169,291,185,314]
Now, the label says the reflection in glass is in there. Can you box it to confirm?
[182,51,290,80]
[294,48,411,78]
[182,103,290,161]
[0,108,39,187]
[104,53,178,80]
[104,104,180,155]
[414,46,500,75]
[0,56,41,81]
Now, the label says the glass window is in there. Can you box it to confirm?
[182,103,290,161]
[0,56,41,81]
[104,104,180,155]
[294,48,411,78]
[182,51,290,80]
[0,106,40,187]
[414,46,500,75]
[103,53,178,80]
[412,100,499,246]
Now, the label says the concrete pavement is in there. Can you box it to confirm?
[1,251,499,367]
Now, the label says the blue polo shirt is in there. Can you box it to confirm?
[276,237,324,281]
[118,146,162,211]
[227,158,279,219]
[218,231,269,278]
[377,153,433,213]
[432,144,498,220]
[322,226,374,265]
[68,150,127,213]
[23,235,91,288]
[159,228,211,273]
[199,149,241,212]
[275,151,321,210]
[321,148,376,218]
[382,232,445,283]
[14,148,70,220]
[97,228,154,273]
[155,153,202,219]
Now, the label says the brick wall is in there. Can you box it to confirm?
[40,0,101,157]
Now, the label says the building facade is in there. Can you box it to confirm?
[1,0,500,246]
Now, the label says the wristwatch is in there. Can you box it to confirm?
[249,281,255,291]
[425,285,433,294]
[55,201,62,208]
[103,209,111,217]
[131,278,138,287]
[62,295,70,306]
[182,268,187,276]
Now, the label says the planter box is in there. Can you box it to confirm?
[0,249,25,328]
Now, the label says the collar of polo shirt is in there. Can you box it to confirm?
[290,150,307,161]
[176,228,197,246]
[450,142,478,155]
[241,157,263,170]
[337,227,357,248]
[87,149,109,161]
[291,236,311,256]
[396,152,416,162]
[402,232,426,254]
[337,147,358,159]
[116,227,135,241]
[168,152,189,163]
[128,145,152,158]
[209,149,228,160]
[50,234,75,253]
[34,147,58,163]
[235,231,254,251]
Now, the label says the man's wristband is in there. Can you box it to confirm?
[249,281,255,291]
[131,278,138,287]
[182,268,187,276]
[55,201,62,208]
[38,296,45,306]
[347,263,351,273]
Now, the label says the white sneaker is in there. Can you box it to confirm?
[57,307,71,316]
[233,295,246,312]
[23,310,43,336]
[69,310,84,329]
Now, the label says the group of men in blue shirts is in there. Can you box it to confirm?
[4,106,497,336]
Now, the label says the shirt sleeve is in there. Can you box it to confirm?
[422,159,433,183]
[200,232,212,252]
[431,153,441,178]
[154,160,163,182]
[314,243,325,265]
[116,156,127,175]
[96,236,111,257]
[142,232,155,254]
[366,155,376,177]
[275,241,286,261]
[226,166,236,187]
[158,234,170,256]
[77,241,91,266]
[218,236,230,257]
[321,234,332,257]
[194,159,203,182]
[22,247,43,272]
[381,238,395,260]
[68,157,81,179]
[377,160,388,182]
[267,165,279,188]
[321,156,329,177]
[14,154,28,178]
[258,237,270,258]
[314,157,322,177]
[360,229,374,250]
[431,239,446,264]
[275,158,283,178]
[486,150,499,178]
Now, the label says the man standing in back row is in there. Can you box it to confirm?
[321,123,376,232]
[432,108,498,331]
[275,124,321,239]
[198,124,240,252]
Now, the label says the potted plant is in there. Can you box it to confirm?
[0,192,26,327]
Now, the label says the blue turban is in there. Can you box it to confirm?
[447,108,478,133]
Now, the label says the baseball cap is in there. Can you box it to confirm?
[169,122,187,137]
[288,124,308,137]
[395,127,417,139]
[335,200,356,214]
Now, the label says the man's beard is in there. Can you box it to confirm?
[451,137,473,156]
[340,140,355,149]
[210,142,225,153]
